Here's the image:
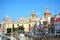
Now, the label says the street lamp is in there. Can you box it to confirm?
[11,21,14,37]
[29,23,30,32]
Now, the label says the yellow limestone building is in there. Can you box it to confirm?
[0,8,51,33]
[44,8,51,25]
[0,10,40,33]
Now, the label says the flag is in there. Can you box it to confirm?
[58,17,60,22]
[54,18,57,23]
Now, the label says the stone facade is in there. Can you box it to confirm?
[0,8,51,33]
[44,8,51,24]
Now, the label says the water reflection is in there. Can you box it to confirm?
[0,36,1,40]
[0,36,10,40]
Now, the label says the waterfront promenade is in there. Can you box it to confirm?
[0,33,60,40]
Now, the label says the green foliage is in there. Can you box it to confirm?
[13,28,18,31]
[18,26,25,33]
[7,28,11,33]
[18,26,24,30]
[12,24,18,32]
[7,25,25,34]
[51,24,55,33]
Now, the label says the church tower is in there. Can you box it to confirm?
[5,15,12,28]
[44,8,51,20]
[30,10,36,22]
[29,10,36,29]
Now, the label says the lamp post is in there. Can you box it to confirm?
[11,21,14,38]
[29,23,30,32]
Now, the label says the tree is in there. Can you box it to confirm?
[51,24,55,33]
[18,26,25,33]
[7,28,11,33]
[18,26,24,30]
[12,24,15,31]
[12,24,18,32]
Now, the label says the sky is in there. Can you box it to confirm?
[0,0,60,22]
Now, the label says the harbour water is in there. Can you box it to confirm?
[0,36,1,40]
[0,36,10,40]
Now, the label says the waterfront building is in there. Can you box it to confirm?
[44,8,51,24]
[0,8,54,33]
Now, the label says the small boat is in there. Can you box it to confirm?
[19,33,25,40]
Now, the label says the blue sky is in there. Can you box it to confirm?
[0,0,60,22]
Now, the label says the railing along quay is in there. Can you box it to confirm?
[25,33,60,40]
